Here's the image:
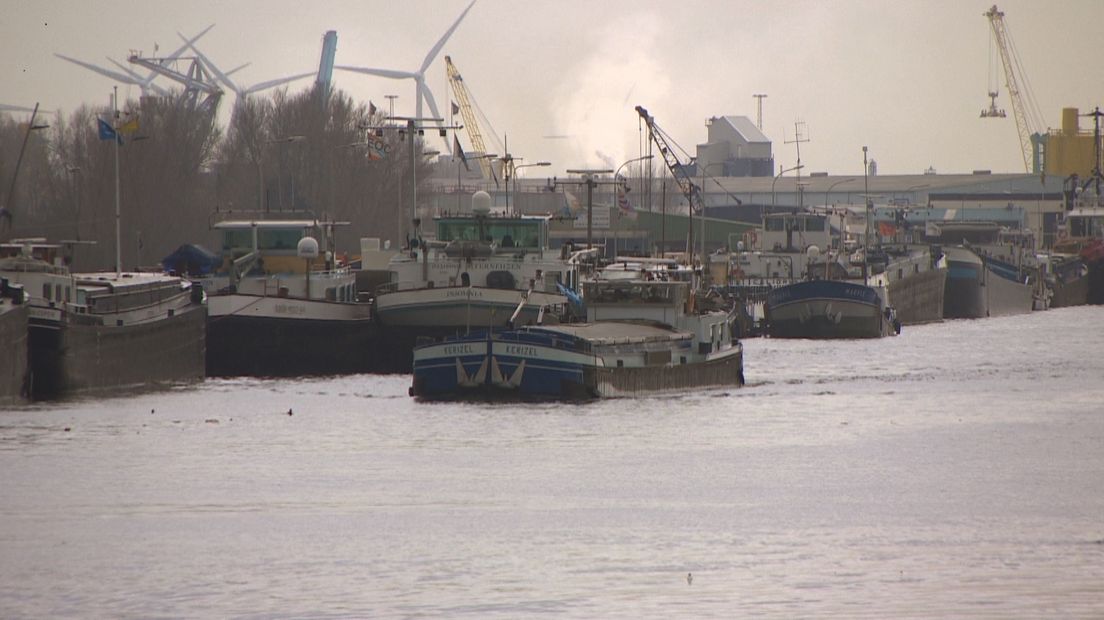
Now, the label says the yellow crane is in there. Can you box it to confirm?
[982,4,1047,173]
[445,55,496,181]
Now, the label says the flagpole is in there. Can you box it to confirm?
[113,86,121,278]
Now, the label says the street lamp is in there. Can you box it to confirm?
[825,178,856,208]
[67,166,82,240]
[771,164,804,209]
[513,161,551,216]
[456,153,497,211]
[699,161,725,260]
[613,155,653,256]
[2,102,49,229]
[267,134,306,211]
[565,168,614,250]
[863,146,870,285]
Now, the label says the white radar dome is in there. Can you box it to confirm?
[297,236,320,258]
[472,191,492,215]
[806,245,821,257]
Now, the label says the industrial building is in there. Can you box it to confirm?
[693,115,774,177]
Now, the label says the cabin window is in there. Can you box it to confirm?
[617,360,624,368]
[680,356,687,365]
[42,283,51,300]
[65,287,71,302]
[258,229,303,251]
[55,284,62,302]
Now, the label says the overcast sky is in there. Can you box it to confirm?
[4,0,1102,178]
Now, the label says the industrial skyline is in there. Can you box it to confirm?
[3,0,1102,178]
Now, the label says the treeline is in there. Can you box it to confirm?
[1,85,427,270]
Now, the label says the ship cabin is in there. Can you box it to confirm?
[430,214,551,258]
[208,219,355,302]
[582,279,691,325]
[1063,207,1104,241]
[760,212,832,253]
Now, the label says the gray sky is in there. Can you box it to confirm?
[4,0,1102,178]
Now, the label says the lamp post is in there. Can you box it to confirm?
[267,135,306,211]
[863,146,870,285]
[699,161,725,259]
[2,102,49,232]
[825,178,855,208]
[67,166,81,240]
[771,163,804,209]
[614,155,653,256]
[513,161,550,217]
[565,168,614,250]
[388,116,460,246]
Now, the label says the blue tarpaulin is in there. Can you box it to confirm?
[161,244,220,276]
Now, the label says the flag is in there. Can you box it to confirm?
[368,101,377,116]
[97,118,122,144]
[453,135,469,171]
[451,101,460,116]
[617,187,637,220]
[118,116,139,134]
[365,135,387,160]
[562,192,582,217]
[878,221,897,237]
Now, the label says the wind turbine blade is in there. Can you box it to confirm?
[422,82,443,122]
[56,54,140,84]
[108,57,148,82]
[335,65,416,80]
[180,33,241,95]
[244,72,316,95]
[225,62,251,78]
[152,24,214,83]
[421,84,451,149]
[0,104,38,113]
[108,57,171,96]
[420,0,476,74]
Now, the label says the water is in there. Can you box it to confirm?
[2,307,1103,618]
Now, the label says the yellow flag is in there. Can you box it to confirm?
[118,117,140,134]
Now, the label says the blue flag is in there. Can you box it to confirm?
[97,118,122,144]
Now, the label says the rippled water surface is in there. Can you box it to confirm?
[2,307,1103,618]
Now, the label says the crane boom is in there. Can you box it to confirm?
[445,55,493,181]
[634,105,702,213]
[984,4,1040,173]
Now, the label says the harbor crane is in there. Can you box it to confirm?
[634,105,703,214]
[128,52,223,115]
[982,4,1047,173]
[445,55,499,182]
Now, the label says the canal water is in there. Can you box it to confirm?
[1,306,1102,618]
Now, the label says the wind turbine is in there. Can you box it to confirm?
[0,104,49,114]
[336,0,476,143]
[182,34,316,103]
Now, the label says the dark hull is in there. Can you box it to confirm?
[206,314,381,377]
[1089,259,1104,305]
[28,305,206,400]
[0,305,29,405]
[378,326,480,374]
[943,274,985,318]
[943,252,986,319]
[412,337,743,401]
[888,268,946,325]
[766,280,892,339]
